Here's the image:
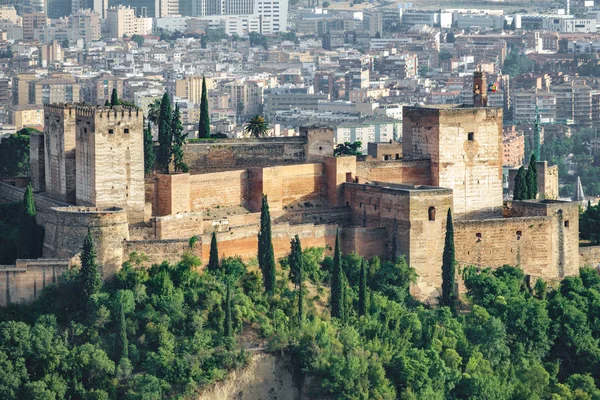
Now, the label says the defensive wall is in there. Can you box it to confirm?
[356,158,431,186]
[182,127,335,174]
[0,259,71,307]
[152,156,357,216]
[183,137,307,173]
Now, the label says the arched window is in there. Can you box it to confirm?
[428,206,436,221]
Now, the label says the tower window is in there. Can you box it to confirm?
[428,206,436,221]
[564,220,570,228]
[516,230,522,240]
[108,129,114,134]
[124,128,129,134]
[468,132,474,141]
[476,232,482,242]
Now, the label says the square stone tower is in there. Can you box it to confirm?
[402,106,504,217]
[43,104,77,203]
[75,106,145,223]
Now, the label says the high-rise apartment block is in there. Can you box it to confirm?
[23,13,48,41]
[552,81,592,126]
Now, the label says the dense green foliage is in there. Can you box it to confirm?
[171,104,188,173]
[513,165,527,201]
[157,92,173,174]
[358,259,367,317]
[0,128,36,177]
[198,76,210,139]
[258,195,276,293]
[334,141,362,156]
[331,230,344,319]
[143,121,155,175]
[289,235,304,327]
[441,208,456,309]
[3,234,600,399]
[527,153,539,200]
[207,231,220,273]
[503,51,536,77]
[79,229,102,307]
[0,185,43,263]
[580,202,600,244]
[110,88,120,107]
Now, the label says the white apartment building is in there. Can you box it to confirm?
[106,6,152,38]
[543,17,597,33]
[0,6,19,25]
[335,118,402,153]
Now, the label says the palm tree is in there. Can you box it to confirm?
[147,98,162,125]
[244,115,269,138]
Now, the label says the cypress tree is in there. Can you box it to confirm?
[289,235,303,327]
[79,229,102,304]
[115,302,128,361]
[258,195,276,293]
[207,231,219,273]
[104,99,110,107]
[171,104,188,172]
[513,166,527,201]
[157,92,173,174]
[143,121,155,176]
[19,184,37,258]
[441,208,456,309]
[358,259,367,317]
[331,229,344,319]
[198,76,210,139]
[110,88,120,107]
[526,153,538,200]
[224,283,232,337]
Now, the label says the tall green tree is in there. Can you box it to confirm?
[198,76,210,139]
[258,195,276,293]
[331,229,344,319]
[144,121,155,176]
[147,98,162,125]
[110,88,120,107]
[526,154,538,200]
[207,231,219,273]
[79,229,102,305]
[224,283,232,337]
[441,208,456,309]
[358,259,367,317]
[0,128,32,178]
[104,99,110,107]
[157,92,173,174]
[513,166,527,201]
[18,184,37,258]
[171,104,188,172]
[289,235,304,327]
[244,115,269,138]
[115,302,128,361]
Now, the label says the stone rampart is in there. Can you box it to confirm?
[183,137,307,173]
[0,182,69,227]
[356,159,432,186]
[153,212,203,240]
[0,259,71,306]
[189,170,249,211]
[43,206,129,278]
[124,240,202,267]
[580,246,600,268]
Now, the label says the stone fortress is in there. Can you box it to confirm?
[0,73,586,305]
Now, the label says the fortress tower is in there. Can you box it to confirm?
[75,106,145,223]
[402,106,504,218]
[43,104,77,203]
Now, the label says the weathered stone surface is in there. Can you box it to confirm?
[75,106,145,223]
[403,107,504,217]
[44,105,77,203]
[0,259,71,306]
[183,137,307,173]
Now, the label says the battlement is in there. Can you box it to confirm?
[51,206,126,215]
[75,105,142,119]
[44,103,80,116]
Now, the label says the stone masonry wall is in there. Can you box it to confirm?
[356,159,431,186]
[189,170,248,211]
[153,212,203,240]
[43,206,130,278]
[43,105,77,203]
[123,240,202,267]
[75,106,145,223]
[0,259,71,306]
[183,137,307,173]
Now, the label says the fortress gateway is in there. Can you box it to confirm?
[0,87,580,305]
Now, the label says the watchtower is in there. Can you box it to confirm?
[75,106,145,223]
